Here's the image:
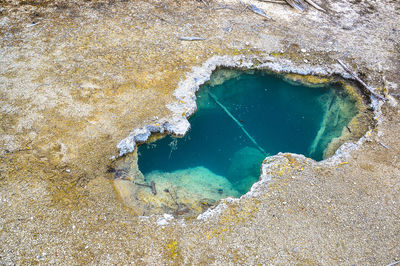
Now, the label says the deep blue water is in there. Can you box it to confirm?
[137,70,356,195]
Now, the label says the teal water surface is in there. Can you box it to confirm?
[138,69,357,196]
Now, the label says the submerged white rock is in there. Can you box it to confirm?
[143,166,240,206]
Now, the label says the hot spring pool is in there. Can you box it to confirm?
[135,69,359,203]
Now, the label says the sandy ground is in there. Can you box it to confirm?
[1,0,399,264]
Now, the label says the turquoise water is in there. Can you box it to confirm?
[137,69,357,198]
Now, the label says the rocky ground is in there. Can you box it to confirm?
[1,0,399,264]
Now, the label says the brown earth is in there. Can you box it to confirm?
[1,0,399,264]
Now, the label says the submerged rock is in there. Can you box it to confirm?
[308,86,359,159]
[227,146,266,194]
[115,166,240,215]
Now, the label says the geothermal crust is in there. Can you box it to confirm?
[1,0,399,264]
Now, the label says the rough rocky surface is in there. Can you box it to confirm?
[1,0,399,264]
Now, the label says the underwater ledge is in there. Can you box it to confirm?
[113,54,379,219]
